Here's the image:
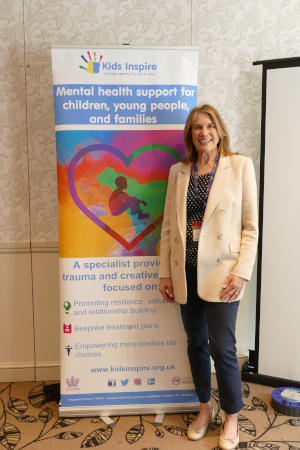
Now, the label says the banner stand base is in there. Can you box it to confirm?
[100,416,115,428]
[154,414,165,426]
[59,402,199,417]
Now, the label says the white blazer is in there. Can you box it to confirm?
[158,154,258,303]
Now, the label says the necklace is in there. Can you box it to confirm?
[194,152,218,175]
[193,153,220,206]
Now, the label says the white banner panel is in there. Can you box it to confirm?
[51,45,199,416]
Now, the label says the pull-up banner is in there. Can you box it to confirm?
[51,46,199,416]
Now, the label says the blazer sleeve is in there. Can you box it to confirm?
[231,157,258,280]
[158,165,175,278]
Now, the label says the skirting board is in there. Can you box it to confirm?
[0,364,60,383]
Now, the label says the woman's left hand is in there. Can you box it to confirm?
[220,274,246,302]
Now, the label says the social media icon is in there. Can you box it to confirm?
[121,379,129,386]
[134,378,142,385]
[108,379,116,387]
[147,378,155,385]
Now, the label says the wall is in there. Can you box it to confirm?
[1,0,300,381]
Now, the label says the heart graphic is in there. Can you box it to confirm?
[68,143,181,251]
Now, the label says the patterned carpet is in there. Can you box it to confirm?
[0,377,299,449]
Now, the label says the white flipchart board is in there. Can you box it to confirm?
[257,60,300,382]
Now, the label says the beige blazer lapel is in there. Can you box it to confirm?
[176,162,191,243]
[203,155,230,224]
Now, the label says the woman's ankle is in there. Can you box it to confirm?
[223,413,239,437]
[199,401,212,412]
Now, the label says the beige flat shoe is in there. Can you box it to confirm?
[219,425,239,450]
[187,407,215,441]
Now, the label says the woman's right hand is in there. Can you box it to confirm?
[159,278,174,302]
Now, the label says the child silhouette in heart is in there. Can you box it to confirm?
[109,176,149,220]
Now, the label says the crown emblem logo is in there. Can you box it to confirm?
[66,376,79,388]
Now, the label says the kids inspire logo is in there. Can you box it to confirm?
[79,51,103,74]
[79,51,158,75]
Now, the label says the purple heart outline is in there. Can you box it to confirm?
[68,143,181,250]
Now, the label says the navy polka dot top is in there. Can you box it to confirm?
[186,172,211,265]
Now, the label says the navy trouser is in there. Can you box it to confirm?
[180,263,243,414]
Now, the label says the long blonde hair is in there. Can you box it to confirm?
[182,104,235,163]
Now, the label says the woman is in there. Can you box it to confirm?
[159,104,258,449]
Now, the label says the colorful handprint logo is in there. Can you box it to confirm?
[79,51,103,74]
